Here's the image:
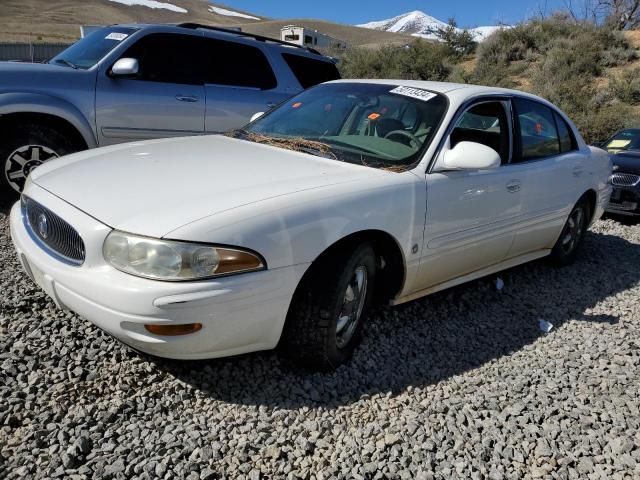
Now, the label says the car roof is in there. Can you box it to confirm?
[112,23,331,61]
[327,79,553,105]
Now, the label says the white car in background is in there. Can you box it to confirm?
[10,80,611,370]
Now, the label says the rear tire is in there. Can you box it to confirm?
[549,197,591,266]
[280,243,377,371]
[0,123,82,200]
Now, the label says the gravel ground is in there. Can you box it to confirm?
[1,199,640,480]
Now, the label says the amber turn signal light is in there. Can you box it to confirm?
[144,323,202,336]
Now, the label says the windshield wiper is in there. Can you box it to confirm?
[52,58,79,69]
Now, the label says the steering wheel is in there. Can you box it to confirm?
[384,130,421,148]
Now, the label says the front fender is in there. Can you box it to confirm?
[0,92,97,148]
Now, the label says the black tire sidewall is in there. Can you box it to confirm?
[322,244,377,367]
[551,198,590,266]
[0,123,79,198]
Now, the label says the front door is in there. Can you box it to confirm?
[96,32,205,146]
[415,99,521,290]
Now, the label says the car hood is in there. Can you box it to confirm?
[0,61,88,90]
[31,135,387,238]
[611,151,640,175]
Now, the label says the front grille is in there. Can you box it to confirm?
[22,196,86,266]
[610,172,640,187]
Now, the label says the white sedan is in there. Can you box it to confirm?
[10,80,611,370]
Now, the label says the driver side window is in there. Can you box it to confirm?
[450,101,510,164]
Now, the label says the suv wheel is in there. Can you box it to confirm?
[0,123,82,199]
[550,197,590,266]
[280,243,377,371]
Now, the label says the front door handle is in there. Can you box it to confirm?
[573,166,584,177]
[506,180,521,193]
[266,102,277,109]
[175,95,199,103]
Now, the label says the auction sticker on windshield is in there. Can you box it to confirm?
[105,32,129,41]
[389,86,437,102]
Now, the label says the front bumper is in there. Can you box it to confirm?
[9,186,308,360]
[606,185,640,217]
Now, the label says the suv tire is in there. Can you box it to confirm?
[0,123,82,200]
[280,243,377,371]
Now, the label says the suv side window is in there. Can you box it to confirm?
[282,53,340,89]
[121,33,204,85]
[513,98,561,161]
[554,112,577,153]
[202,38,277,90]
[450,101,510,163]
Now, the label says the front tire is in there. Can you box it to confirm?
[549,197,591,266]
[280,243,377,371]
[0,123,82,200]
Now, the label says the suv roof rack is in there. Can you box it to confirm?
[177,23,323,56]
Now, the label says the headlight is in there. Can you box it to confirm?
[103,231,265,281]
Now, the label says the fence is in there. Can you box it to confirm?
[0,43,71,62]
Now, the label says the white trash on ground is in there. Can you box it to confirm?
[539,319,554,333]
[496,277,504,291]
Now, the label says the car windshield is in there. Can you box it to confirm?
[604,129,640,154]
[231,83,448,171]
[50,27,138,70]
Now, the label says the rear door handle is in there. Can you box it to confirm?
[266,102,277,109]
[573,166,584,177]
[506,180,521,193]
[175,95,199,103]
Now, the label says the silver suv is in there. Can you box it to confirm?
[0,23,340,197]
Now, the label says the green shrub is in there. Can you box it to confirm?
[610,68,640,104]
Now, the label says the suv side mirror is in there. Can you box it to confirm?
[111,58,139,77]
[438,141,501,171]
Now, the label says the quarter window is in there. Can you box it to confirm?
[513,98,561,161]
[282,53,341,89]
[202,38,277,90]
[450,101,509,163]
[554,112,577,153]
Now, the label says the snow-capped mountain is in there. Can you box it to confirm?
[358,10,504,42]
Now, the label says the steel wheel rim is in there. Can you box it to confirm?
[561,206,585,254]
[4,145,59,193]
[336,266,368,349]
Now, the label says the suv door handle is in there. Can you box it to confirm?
[506,180,521,193]
[266,102,277,109]
[175,95,199,103]
[573,166,584,177]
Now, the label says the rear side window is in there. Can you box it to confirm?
[121,33,204,85]
[282,53,340,89]
[554,112,577,153]
[202,38,277,90]
[513,98,561,161]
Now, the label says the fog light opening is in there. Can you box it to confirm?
[144,323,202,336]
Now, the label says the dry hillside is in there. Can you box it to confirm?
[0,0,415,47]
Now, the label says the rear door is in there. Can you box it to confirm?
[202,38,290,133]
[506,98,584,257]
[96,33,205,146]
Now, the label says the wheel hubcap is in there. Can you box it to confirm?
[4,145,59,193]
[561,207,585,254]
[336,266,368,349]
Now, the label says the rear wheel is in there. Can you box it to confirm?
[280,243,377,371]
[0,123,82,199]
[549,197,590,266]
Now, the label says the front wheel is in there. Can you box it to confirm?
[549,197,591,266]
[280,243,377,371]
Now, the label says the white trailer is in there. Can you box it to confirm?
[280,25,346,49]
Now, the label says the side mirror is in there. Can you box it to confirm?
[438,141,501,171]
[250,112,265,123]
[111,58,139,77]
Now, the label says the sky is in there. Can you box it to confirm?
[218,0,571,27]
